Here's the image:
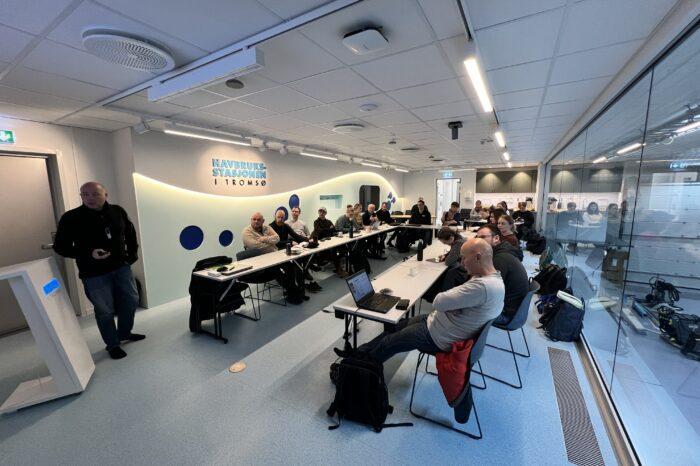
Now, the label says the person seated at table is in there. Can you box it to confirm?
[441,201,462,226]
[336,238,504,363]
[286,206,309,237]
[377,202,393,223]
[583,202,603,225]
[497,215,520,248]
[362,203,379,227]
[480,209,490,221]
[423,228,468,302]
[497,201,510,215]
[473,200,483,214]
[512,202,534,229]
[242,212,279,253]
[335,204,361,232]
[408,198,432,245]
[489,208,505,225]
[476,225,528,325]
[311,207,347,277]
[556,202,581,253]
[353,203,364,228]
[270,209,321,293]
[361,203,386,258]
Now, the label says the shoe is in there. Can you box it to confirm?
[108,346,127,360]
[121,333,146,342]
[304,282,320,293]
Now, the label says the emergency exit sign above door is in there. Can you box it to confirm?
[0,130,15,144]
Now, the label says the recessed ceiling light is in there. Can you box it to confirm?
[225,78,244,89]
[616,142,643,154]
[333,123,364,134]
[464,57,493,112]
[494,131,505,147]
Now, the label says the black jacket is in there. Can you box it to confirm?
[362,210,378,226]
[409,206,432,225]
[311,217,335,240]
[377,209,392,223]
[269,221,307,249]
[492,242,529,321]
[54,202,138,278]
[512,210,535,228]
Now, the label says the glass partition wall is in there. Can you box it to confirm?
[543,24,700,465]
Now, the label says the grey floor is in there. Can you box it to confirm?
[0,250,617,465]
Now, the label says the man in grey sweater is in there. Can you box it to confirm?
[343,238,505,362]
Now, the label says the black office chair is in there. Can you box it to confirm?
[473,280,540,389]
[409,318,495,439]
[236,249,287,308]
[460,208,471,219]
[404,209,412,215]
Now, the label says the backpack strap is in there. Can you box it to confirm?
[380,422,414,429]
[327,402,341,430]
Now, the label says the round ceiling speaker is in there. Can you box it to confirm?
[225,78,244,89]
[332,123,365,134]
[82,30,175,72]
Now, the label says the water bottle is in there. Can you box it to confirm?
[349,223,354,238]
[462,219,467,230]
[417,241,424,261]
[285,240,292,255]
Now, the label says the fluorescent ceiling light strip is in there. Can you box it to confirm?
[164,129,251,146]
[506,162,512,168]
[592,156,607,164]
[616,142,643,155]
[502,151,510,161]
[395,168,409,173]
[464,58,493,112]
[494,131,505,147]
[361,162,382,168]
[674,120,700,133]
[300,151,337,161]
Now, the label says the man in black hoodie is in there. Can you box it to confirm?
[475,224,529,325]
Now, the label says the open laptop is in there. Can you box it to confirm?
[345,270,400,313]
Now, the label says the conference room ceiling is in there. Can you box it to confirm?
[0,0,682,169]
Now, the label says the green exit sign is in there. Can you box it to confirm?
[0,130,15,144]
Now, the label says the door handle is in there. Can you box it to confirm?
[41,243,54,250]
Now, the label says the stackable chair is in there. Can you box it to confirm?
[474,280,540,389]
[236,249,287,309]
[409,318,496,439]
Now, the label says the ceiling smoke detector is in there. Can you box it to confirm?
[333,123,365,134]
[82,30,175,72]
[342,27,389,55]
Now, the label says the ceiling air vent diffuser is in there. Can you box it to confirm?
[333,123,365,134]
[82,30,175,72]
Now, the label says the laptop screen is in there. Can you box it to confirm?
[346,271,374,303]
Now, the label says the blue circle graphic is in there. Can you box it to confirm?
[219,230,234,247]
[180,225,204,250]
[289,194,300,209]
[275,206,289,221]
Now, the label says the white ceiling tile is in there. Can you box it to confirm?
[486,60,550,94]
[536,114,577,128]
[206,73,278,98]
[202,99,274,121]
[287,68,379,103]
[412,100,475,121]
[299,0,434,65]
[257,31,343,84]
[439,35,469,78]
[107,93,188,117]
[0,102,68,122]
[493,88,545,110]
[0,24,34,62]
[256,0,328,19]
[49,2,207,66]
[463,0,565,30]
[237,86,321,113]
[249,115,306,131]
[0,0,74,34]
[285,125,334,139]
[502,128,534,138]
[383,122,433,135]
[1,66,116,102]
[57,115,130,131]
[353,44,454,91]
[78,107,142,125]
[331,93,404,117]
[361,110,419,127]
[476,8,563,70]
[418,0,465,40]
[549,40,643,85]
[543,77,612,104]
[165,90,229,109]
[96,0,280,52]
[558,0,677,55]
[501,119,537,131]
[284,105,351,124]
[0,84,85,114]
[388,79,466,109]
[539,100,588,118]
[23,40,152,90]
[497,106,539,123]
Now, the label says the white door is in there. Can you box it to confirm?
[436,178,461,221]
[0,154,60,335]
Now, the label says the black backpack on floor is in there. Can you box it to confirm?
[537,293,585,342]
[327,355,412,432]
[395,231,411,253]
[526,232,547,254]
[533,264,568,295]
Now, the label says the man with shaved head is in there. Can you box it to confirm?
[340,237,504,362]
[54,181,142,360]
[242,212,279,253]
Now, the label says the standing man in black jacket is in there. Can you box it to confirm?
[475,224,528,325]
[53,182,143,360]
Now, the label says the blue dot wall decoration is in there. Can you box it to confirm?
[289,194,300,209]
[276,206,289,221]
[219,230,234,247]
[180,225,204,250]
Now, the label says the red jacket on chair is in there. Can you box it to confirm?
[436,339,474,406]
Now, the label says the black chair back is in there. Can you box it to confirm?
[236,248,264,261]
[470,318,496,367]
[404,210,411,215]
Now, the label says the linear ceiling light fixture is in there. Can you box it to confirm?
[506,162,512,168]
[464,57,493,112]
[163,129,251,146]
[616,142,643,155]
[395,168,409,173]
[674,120,700,134]
[502,151,510,161]
[361,162,382,168]
[592,156,607,164]
[300,150,337,161]
[494,131,505,147]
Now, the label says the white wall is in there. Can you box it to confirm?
[0,116,119,315]
[402,169,476,215]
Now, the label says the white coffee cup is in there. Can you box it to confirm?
[409,267,417,277]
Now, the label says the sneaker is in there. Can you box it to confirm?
[108,346,127,360]
[304,282,320,293]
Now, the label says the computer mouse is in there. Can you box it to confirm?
[379,288,393,294]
